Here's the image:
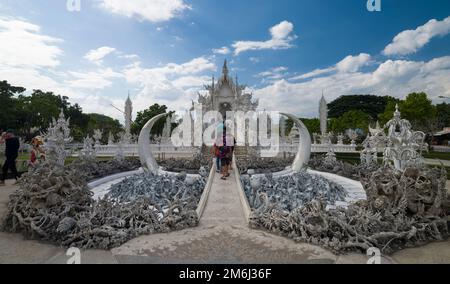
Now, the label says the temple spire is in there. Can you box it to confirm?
[222,59,229,77]
[319,92,328,135]
[126,90,131,103]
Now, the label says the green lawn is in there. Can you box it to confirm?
[423,151,450,161]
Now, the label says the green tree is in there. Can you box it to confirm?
[401,92,436,127]
[284,118,320,136]
[330,110,372,134]
[328,95,393,120]
[436,103,450,128]
[15,90,89,140]
[378,97,401,125]
[131,104,174,136]
[86,113,123,143]
[379,93,438,138]
[0,80,26,132]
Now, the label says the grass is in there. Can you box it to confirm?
[423,151,450,161]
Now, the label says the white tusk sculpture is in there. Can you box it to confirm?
[281,113,312,172]
[138,113,170,174]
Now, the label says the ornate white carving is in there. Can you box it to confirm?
[281,113,312,172]
[346,129,358,146]
[93,129,103,146]
[138,113,170,174]
[383,105,427,170]
[337,133,345,145]
[80,135,96,160]
[108,132,114,145]
[44,109,73,166]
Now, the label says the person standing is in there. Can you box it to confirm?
[219,134,231,180]
[0,130,20,186]
[29,136,45,168]
[212,122,225,173]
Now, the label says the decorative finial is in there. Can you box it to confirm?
[394,104,401,118]
[222,59,229,76]
[126,91,132,104]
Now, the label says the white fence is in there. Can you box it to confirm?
[83,144,194,159]
[72,143,359,158]
[431,146,450,153]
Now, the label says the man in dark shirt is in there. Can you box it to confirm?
[0,130,20,186]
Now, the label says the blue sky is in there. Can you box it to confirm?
[1,0,450,122]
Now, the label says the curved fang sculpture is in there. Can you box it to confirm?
[281,113,312,172]
[138,113,170,174]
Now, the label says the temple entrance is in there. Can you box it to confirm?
[219,102,232,120]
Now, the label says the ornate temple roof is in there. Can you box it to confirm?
[196,60,259,113]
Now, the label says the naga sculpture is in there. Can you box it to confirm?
[280,113,312,172]
[138,113,170,174]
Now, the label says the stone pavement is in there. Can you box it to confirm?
[0,176,449,264]
[111,170,338,264]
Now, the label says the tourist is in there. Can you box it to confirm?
[0,129,20,186]
[219,126,236,180]
[212,141,222,173]
[29,136,45,168]
[219,140,231,180]
[225,131,236,172]
[212,122,225,173]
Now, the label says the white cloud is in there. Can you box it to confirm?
[98,0,191,23]
[291,53,371,81]
[119,54,140,60]
[212,46,231,55]
[66,68,123,89]
[255,56,450,118]
[256,66,289,82]
[84,46,116,65]
[270,20,294,39]
[0,17,81,101]
[383,16,450,56]
[336,53,371,73]
[249,57,260,63]
[232,21,296,55]
[0,17,63,69]
[123,57,216,112]
[291,67,336,80]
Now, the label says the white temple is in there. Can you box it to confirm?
[195,60,259,117]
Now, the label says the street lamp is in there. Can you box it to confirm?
[439,96,450,99]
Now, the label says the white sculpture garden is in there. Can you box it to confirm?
[1,62,448,257]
